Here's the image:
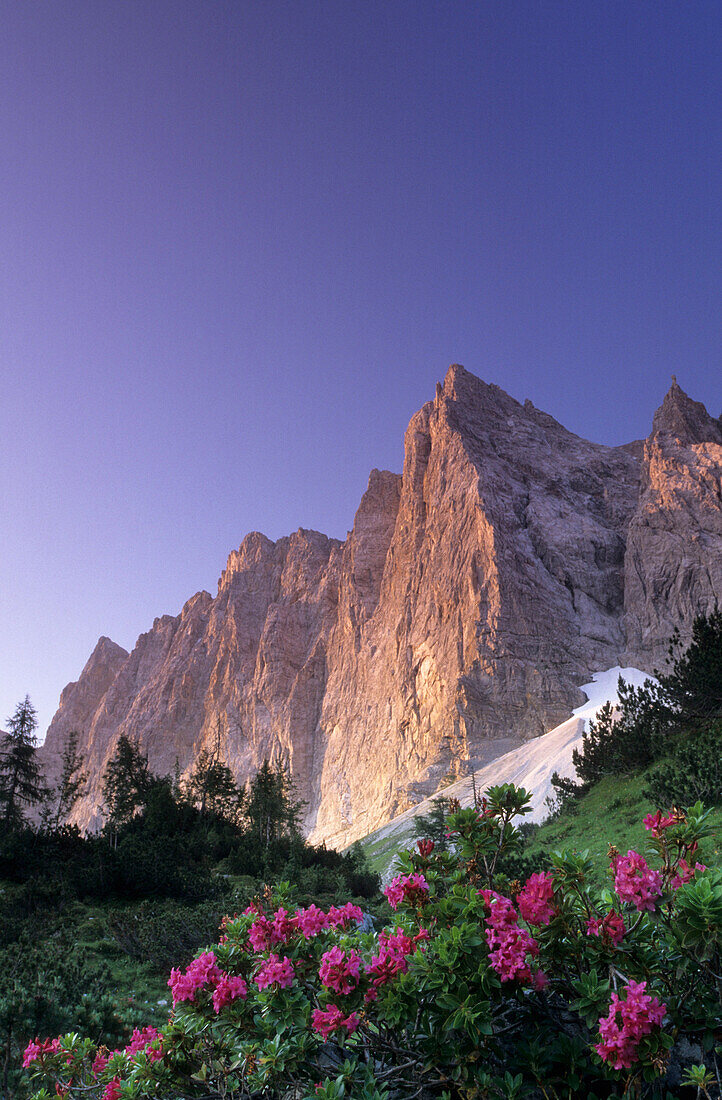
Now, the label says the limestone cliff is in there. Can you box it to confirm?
[40,367,722,845]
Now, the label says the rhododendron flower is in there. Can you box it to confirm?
[23,1041,43,1068]
[517,872,556,926]
[125,1026,163,1061]
[102,1079,121,1100]
[168,951,221,1003]
[23,1038,61,1068]
[295,904,328,938]
[326,902,364,927]
[255,953,295,990]
[271,907,299,941]
[384,872,429,910]
[612,850,662,912]
[92,1051,110,1075]
[212,974,248,1012]
[586,910,626,946]
[366,947,408,986]
[481,890,540,985]
[365,928,422,988]
[247,914,275,951]
[319,946,362,994]
[671,858,706,889]
[643,810,675,834]
[311,1004,360,1040]
[595,980,666,1070]
[417,838,435,856]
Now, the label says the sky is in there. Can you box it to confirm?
[1,1,720,738]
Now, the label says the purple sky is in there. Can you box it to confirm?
[1,1,720,738]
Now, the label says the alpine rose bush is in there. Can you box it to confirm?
[23,788,722,1100]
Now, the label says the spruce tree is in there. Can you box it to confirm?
[101,734,152,843]
[43,729,88,831]
[0,695,48,828]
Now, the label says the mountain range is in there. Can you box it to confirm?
[39,365,722,846]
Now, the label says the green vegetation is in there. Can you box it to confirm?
[0,717,380,1098]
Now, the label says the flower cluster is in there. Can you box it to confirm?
[318,947,362,994]
[366,927,428,988]
[102,1079,121,1100]
[169,950,247,1011]
[255,953,295,990]
[586,910,626,946]
[311,1004,360,1040]
[612,850,663,911]
[671,857,707,890]
[212,975,249,1012]
[23,1039,61,1068]
[643,810,676,834]
[517,872,556,926]
[480,890,545,986]
[124,1027,163,1062]
[168,951,221,1003]
[384,872,429,910]
[595,980,666,1070]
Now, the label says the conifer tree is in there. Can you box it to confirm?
[244,759,305,846]
[0,695,48,828]
[43,730,88,831]
[184,715,242,820]
[101,734,152,843]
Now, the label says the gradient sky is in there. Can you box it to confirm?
[1,1,720,738]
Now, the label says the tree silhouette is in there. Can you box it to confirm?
[0,696,48,828]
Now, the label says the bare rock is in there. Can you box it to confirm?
[38,368,722,845]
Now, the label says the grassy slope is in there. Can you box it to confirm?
[524,773,722,887]
[360,772,722,887]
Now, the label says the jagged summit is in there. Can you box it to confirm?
[652,377,722,445]
[39,368,722,846]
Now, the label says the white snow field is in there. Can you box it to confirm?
[361,667,652,878]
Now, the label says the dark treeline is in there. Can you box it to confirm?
[551,609,722,812]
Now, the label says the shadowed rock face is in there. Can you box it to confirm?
[623,379,722,668]
[39,367,722,845]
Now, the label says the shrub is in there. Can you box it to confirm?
[23,784,722,1099]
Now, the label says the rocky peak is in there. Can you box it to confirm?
[651,377,722,446]
[39,367,722,846]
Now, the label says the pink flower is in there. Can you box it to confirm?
[103,1079,122,1100]
[481,890,540,985]
[255,953,295,990]
[586,910,626,947]
[612,851,663,912]
[212,974,249,1012]
[643,810,676,834]
[417,839,435,857]
[365,926,429,988]
[168,950,221,1003]
[311,1005,360,1040]
[92,1051,110,1075]
[595,981,666,1070]
[271,907,299,942]
[319,946,362,995]
[23,1038,61,1068]
[295,904,329,938]
[23,1041,42,1068]
[517,872,556,926]
[384,872,429,910]
[671,859,707,890]
[248,914,275,952]
[125,1026,163,1061]
[326,902,364,928]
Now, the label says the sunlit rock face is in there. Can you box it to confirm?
[623,379,722,669]
[39,367,722,845]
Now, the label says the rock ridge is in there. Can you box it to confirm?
[39,368,722,845]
